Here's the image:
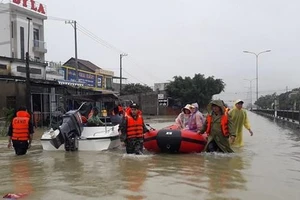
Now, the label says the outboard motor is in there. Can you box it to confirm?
[156,129,182,153]
[50,110,83,151]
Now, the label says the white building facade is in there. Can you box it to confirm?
[0,0,47,79]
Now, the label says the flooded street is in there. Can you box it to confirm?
[1,112,300,200]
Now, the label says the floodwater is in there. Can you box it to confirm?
[1,112,300,200]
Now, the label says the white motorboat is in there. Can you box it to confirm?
[40,103,121,151]
[41,125,120,151]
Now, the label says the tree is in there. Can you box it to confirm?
[166,74,225,108]
[254,88,300,110]
[1,107,15,136]
[254,93,276,109]
[121,83,153,95]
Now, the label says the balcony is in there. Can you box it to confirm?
[33,40,47,53]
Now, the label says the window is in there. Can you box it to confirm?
[33,28,39,47]
[0,64,6,69]
[6,96,16,109]
[11,21,13,38]
[20,26,24,60]
[17,66,42,74]
[106,78,112,89]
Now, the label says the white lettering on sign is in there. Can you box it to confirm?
[166,132,172,135]
[12,0,46,15]
[158,94,164,99]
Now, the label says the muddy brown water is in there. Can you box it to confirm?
[0,113,299,200]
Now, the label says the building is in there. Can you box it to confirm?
[62,57,115,91]
[45,61,64,81]
[154,82,169,92]
[0,1,119,120]
[0,0,47,79]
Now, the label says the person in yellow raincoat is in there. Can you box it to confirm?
[228,99,253,147]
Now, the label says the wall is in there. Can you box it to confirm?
[12,8,45,61]
[0,80,26,117]
[120,92,179,116]
[10,60,46,79]
[0,59,10,75]
[0,4,11,57]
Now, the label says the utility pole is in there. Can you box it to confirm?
[26,17,32,112]
[119,53,128,95]
[65,20,78,81]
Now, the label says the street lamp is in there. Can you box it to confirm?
[120,53,128,95]
[244,78,256,109]
[243,50,271,102]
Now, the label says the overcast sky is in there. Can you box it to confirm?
[42,0,300,104]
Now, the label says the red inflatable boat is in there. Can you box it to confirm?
[144,124,207,153]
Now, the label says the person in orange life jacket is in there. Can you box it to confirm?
[119,103,149,155]
[199,100,236,153]
[7,106,34,156]
[222,100,230,115]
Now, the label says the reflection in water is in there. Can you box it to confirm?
[9,157,34,196]
[119,155,149,200]
[204,154,247,200]
[1,113,300,199]
[39,152,122,199]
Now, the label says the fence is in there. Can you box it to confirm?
[253,109,300,124]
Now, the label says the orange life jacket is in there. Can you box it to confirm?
[224,107,230,115]
[205,114,229,137]
[126,114,144,139]
[88,110,93,119]
[118,106,123,113]
[12,111,30,141]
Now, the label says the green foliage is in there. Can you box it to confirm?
[254,93,276,109]
[122,83,153,95]
[166,73,225,108]
[0,107,15,136]
[255,88,300,110]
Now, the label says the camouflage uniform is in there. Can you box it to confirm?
[119,111,148,155]
[125,138,144,154]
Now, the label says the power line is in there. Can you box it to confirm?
[0,6,166,86]
[76,26,116,50]
[77,23,125,54]
[47,16,71,21]
[126,57,164,83]
[75,23,164,84]
[123,69,148,85]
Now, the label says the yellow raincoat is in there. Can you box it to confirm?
[228,100,251,147]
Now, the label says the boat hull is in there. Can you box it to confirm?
[144,125,207,153]
[41,125,120,151]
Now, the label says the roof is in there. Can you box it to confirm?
[63,57,101,72]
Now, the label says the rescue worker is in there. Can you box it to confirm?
[222,100,230,115]
[7,106,34,156]
[199,100,236,153]
[228,99,253,147]
[87,107,105,126]
[119,103,149,155]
